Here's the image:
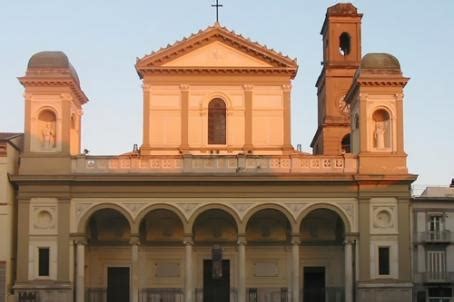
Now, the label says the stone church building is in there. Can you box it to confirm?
[10,3,416,302]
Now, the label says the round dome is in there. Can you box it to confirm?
[361,53,401,70]
[27,51,79,84]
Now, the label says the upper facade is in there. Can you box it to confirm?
[17,3,411,178]
[135,23,298,156]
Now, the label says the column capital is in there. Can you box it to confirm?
[344,233,358,245]
[129,235,141,246]
[243,84,254,92]
[237,236,247,246]
[291,235,301,245]
[142,84,151,92]
[180,84,190,92]
[73,236,87,246]
[183,236,194,246]
[282,84,292,92]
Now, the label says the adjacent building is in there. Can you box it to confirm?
[0,133,23,302]
[9,3,417,302]
[412,182,454,302]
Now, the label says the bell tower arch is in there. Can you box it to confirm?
[312,3,363,155]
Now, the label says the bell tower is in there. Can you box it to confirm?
[19,51,88,172]
[311,3,363,155]
[346,53,409,174]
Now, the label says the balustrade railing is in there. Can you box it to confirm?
[72,154,356,175]
[423,271,454,283]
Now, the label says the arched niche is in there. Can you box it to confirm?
[193,209,238,244]
[38,109,57,149]
[300,209,345,244]
[246,209,291,244]
[86,208,131,244]
[372,109,391,149]
[139,209,184,244]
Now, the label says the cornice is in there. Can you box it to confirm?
[139,67,297,78]
[18,77,89,105]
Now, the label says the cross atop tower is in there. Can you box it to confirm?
[211,0,223,23]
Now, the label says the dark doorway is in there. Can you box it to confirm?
[107,267,130,302]
[304,267,325,302]
[203,259,230,302]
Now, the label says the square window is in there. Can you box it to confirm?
[378,247,390,275]
[38,248,50,277]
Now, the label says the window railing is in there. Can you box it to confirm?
[423,272,454,283]
[418,230,452,243]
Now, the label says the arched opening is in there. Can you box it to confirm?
[193,209,238,244]
[192,209,238,301]
[138,209,185,301]
[139,209,184,244]
[372,109,391,149]
[341,134,351,153]
[339,32,351,56]
[245,209,291,301]
[208,98,226,144]
[38,109,56,149]
[85,208,132,301]
[300,209,347,302]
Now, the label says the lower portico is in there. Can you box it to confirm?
[73,201,355,302]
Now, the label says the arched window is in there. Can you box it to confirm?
[208,98,226,145]
[339,32,351,56]
[341,134,351,153]
[372,109,391,149]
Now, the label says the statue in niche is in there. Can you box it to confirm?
[41,122,56,149]
[374,121,386,149]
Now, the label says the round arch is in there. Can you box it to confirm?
[241,204,297,234]
[202,92,233,109]
[77,203,134,234]
[187,204,241,235]
[133,203,187,234]
[296,203,352,234]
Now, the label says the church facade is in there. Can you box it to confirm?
[11,3,416,302]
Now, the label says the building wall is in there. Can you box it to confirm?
[0,137,21,302]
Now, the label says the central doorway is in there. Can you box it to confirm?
[107,267,130,302]
[203,259,230,302]
[304,267,325,302]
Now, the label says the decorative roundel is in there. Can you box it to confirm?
[375,209,392,228]
[338,95,350,116]
[36,210,53,229]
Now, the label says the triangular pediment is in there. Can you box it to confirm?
[136,24,298,78]
[162,41,273,68]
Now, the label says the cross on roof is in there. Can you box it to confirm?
[211,0,223,23]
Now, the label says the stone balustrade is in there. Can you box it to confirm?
[71,154,357,174]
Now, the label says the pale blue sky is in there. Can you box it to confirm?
[1,1,453,188]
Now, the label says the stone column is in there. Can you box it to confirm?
[131,236,140,302]
[291,236,300,302]
[237,236,247,302]
[75,239,86,302]
[344,238,353,302]
[282,84,293,152]
[180,84,190,152]
[243,85,253,151]
[184,237,194,302]
[142,84,151,149]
